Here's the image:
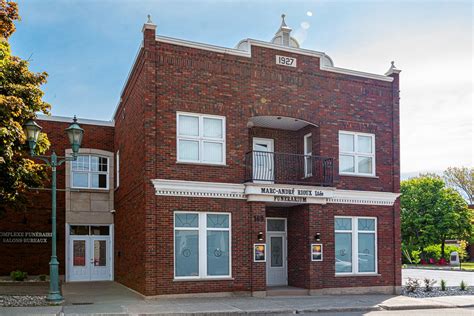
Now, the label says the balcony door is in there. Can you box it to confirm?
[252,138,274,182]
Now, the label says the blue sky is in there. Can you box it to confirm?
[11,0,473,174]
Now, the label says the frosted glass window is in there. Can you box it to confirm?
[203,118,223,138]
[177,113,225,164]
[175,213,199,228]
[335,233,352,273]
[207,231,229,276]
[335,218,352,231]
[207,214,229,228]
[340,155,355,173]
[175,230,199,277]
[335,216,377,275]
[339,131,375,176]
[339,133,354,152]
[270,236,283,267]
[203,142,223,163]
[358,233,375,272]
[175,212,230,278]
[267,219,285,232]
[358,218,375,231]
[358,157,373,174]
[178,140,199,161]
[358,135,372,153]
[178,115,199,136]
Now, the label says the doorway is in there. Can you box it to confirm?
[67,225,113,281]
[252,137,274,182]
[266,218,287,286]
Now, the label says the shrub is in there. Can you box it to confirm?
[405,277,420,293]
[460,280,468,291]
[423,278,436,292]
[10,270,27,281]
[440,279,447,291]
[423,244,461,261]
[411,250,421,264]
[39,274,47,281]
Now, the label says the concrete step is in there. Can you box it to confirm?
[266,286,309,296]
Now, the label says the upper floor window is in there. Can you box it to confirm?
[177,112,226,165]
[71,155,109,189]
[339,131,375,176]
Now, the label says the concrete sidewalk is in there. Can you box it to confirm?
[1,294,474,315]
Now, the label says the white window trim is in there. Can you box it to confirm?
[115,150,120,189]
[173,211,232,280]
[303,133,312,178]
[334,216,378,276]
[338,131,376,177]
[71,155,109,190]
[176,112,226,165]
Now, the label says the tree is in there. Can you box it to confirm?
[444,167,474,204]
[0,0,51,213]
[401,175,472,259]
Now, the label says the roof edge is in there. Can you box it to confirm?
[38,114,114,127]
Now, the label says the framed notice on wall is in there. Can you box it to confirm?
[254,243,266,262]
[311,243,323,261]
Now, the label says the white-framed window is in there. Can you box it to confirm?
[115,150,120,188]
[176,112,226,165]
[71,155,109,189]
[339,131,375,176]
[174,211,231,279]
[304,133,312,177]
[335,216,377,275]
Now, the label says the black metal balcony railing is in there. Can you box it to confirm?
[244,151,334,186]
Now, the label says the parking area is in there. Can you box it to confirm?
[402,269,474,286]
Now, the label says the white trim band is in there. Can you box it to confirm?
[151,179,400,206]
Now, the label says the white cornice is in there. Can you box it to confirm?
[37,114,114,127]
[151,179,400,206]
[330,189,400,206]
[151,179,246,199]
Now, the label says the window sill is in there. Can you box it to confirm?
[173,277,234,282]
[335,273,381,277]
[176,161,229,167]
[339,173,379,179]
[69,188,110,193]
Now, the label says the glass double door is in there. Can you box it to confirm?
[69,235,111,281]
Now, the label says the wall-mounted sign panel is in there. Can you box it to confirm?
[254,243,266,262]
[245,184,335,204]
[311,243,323,261]
[276,55,297,67]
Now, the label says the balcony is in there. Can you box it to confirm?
[244,151,334,186]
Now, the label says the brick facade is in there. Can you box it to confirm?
[1,20,400,297]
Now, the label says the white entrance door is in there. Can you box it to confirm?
[68,225,112,281]
[266,218,287,286]
[252,138,274,182]
[69,236,90,281]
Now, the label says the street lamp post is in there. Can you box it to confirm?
[23,116,84,304]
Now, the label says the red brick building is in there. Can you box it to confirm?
[0,16,401,297]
